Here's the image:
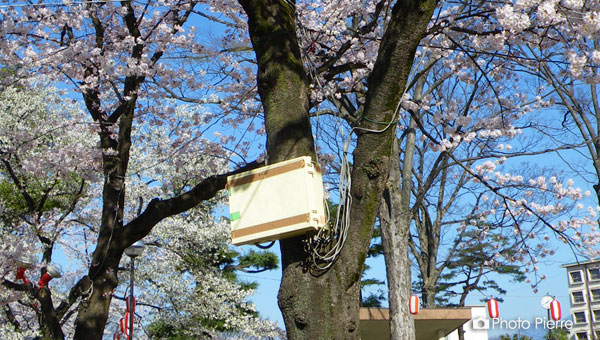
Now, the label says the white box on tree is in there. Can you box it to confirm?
[227,156,326,246]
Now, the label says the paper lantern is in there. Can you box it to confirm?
[409,295,420,315]
[126,296,135,314]
[119,317,126,335]
[125,311,131,330]
[487,298,499,319]
[550,299,561,321]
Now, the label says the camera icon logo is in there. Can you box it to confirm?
[472,317,490,330]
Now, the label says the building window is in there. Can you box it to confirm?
[592,289,600,301]
[571,271,583,283]
[576,332,588,340]
[590,268,600,281]
[574,312,587,323]
[594,310,600,321]
[573,291,586,304]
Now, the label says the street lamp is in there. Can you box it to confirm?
[541,294,554,339]
[38,263,63,288]
[124,241,145,339]
[15,255,36,284]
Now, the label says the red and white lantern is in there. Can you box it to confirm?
[487,298,499,319]
[113,332,121,340]
[550,299,561,321]
[409,295,420,315]
[126,296,136,314]
[120,317,128,336]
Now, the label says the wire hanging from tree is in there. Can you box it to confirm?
[296,7,424,271]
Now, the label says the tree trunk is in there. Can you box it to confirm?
[239,1,438,339]
[72,169,128,339]
[73,87,137,340]
[38,287,65,340]
[380,135,416,340]
[72,251,122,340]
[421,283,437,308]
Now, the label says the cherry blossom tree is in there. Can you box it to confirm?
[103,103,280,339]
[414,0,600,265]
[393,59,544,310]
[492,0,600,258]
[237,0,600,338]
[0,76,279,339]
[0,1,269,337]
[0,77,98,340]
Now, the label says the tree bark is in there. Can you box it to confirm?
[239,0,438,339]
[38,287,65,340]
[380,134,416,340]
[72,65,138,338]
[421,283,438,308]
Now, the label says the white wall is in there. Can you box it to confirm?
[446,306,489,340]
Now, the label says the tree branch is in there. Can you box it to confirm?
[120,161,263,245]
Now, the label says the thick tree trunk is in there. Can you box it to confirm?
[239,1,438,339]
[72,252,122,340]
[236,1,324,338]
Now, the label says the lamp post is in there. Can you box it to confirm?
[124,241,145,340]
[541,294,554,340]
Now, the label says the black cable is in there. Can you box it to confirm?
[254,241,275,249]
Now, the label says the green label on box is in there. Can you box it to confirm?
[230,211,241,221]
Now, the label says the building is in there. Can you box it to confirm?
[360,306,489,340]
[563,260,600,339]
